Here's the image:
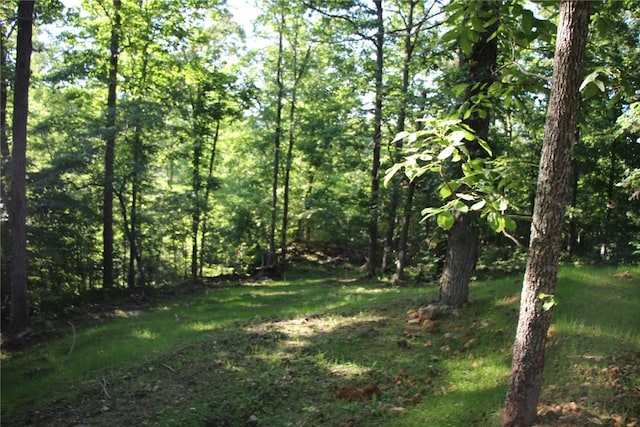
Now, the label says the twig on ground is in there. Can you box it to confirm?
[99,376,111,399]
[64,321,76,363]
[161,363,175,373]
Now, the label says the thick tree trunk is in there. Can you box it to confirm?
[103,0,121,289]
[439,1,498,306]
[502,2,591,425]
[366,0,384,277]
[439,211,478,306]
[9,0,34,334]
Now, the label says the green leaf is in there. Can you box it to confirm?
[448,130,466,144]
[580,69,606,93]
[463,129,476,141]
[487,212,506,233]
[441,28,460,43]
[437,211,455,230]
[522,9,534,35]
[459,29,472,56]
[392,131,411,143]
[538,293,556,311]
[454,200,469,213]
[477,138,492,156]
[504,216,517,232]
[456,192,475,201]
[383,163,403,187]
[440,185,453,199]
[470,200,486,211]
[438,145,455,160]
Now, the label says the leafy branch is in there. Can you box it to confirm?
[384,116,519,233]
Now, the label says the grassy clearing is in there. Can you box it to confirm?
[1,263,638,426]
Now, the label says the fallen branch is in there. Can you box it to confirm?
[99,376,111,399]
[64,321,76,363]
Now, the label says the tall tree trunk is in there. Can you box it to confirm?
[199,120,220,278]
[191,134,202,281]
[601,137,618,259]
[395,179,415,281]
[281,97,295,267]
[502,2,591,425]
[103,0,121,289]
[128,125,145,288]
[281,43,311,267]
[566,132,579,259]
[117,190,145,288]
[439,1,498,307]
[9,0,34,334]
[268,10,285,267]
[395,90,429,281]
[382,0,418,272]
[366,0,384,277]
[1,18,12,295]
[296,167,316,241]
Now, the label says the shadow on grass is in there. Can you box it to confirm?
[2,265,638,426]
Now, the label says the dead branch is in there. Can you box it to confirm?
[63,321,76,363]
[99,376,112,399]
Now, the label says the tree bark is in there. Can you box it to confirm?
[9,0,34,334]
[601,137,618,259]
[382,0,418,273]
[502,2,591,425]
[268,10,285,267]
[199,120,220,277]
[1,8,13,299]
[281,41,311,267]
[191,131,202,281]
[566,132,579,259]
[395,179,415,281]
[366,0,384,277]
[103,0,121,288]
[439,1,498,307]
[439,211,478,305]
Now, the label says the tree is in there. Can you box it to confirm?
[381,0,438,275]
[365,0,384,278]
[438,0,499,307]
[9,0,34,334]
[102,0,121,289]
[502,2,592,425]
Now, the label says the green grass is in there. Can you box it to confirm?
[2,263,638,426]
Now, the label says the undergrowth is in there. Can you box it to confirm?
[1,263,638,426]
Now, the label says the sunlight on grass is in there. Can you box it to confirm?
[187,321,218,332]
[131,328,157,340]
[321,357,370,378]
[2,264,638,426]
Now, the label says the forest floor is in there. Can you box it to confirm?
[1,262,639,426]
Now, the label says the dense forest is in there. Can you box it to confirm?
[1,0,639,328]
